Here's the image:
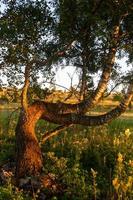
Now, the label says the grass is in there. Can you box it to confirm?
[0,103,133,199]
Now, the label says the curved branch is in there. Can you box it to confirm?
[43,23,121,114]
[83,24,120,108]
[28,23,121,116]
[29,22,123,117]
[41,83,133,126]
[41,124,73,143]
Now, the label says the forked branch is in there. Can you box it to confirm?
[41,23,121,115]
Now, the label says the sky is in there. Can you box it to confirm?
[1,51,132,91]
[54,57,132,91]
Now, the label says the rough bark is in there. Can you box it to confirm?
[15,64,46,179]
[41,84,133,126]
[15,107,43,179]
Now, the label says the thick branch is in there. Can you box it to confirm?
[83,24,120,108]
[41,84,133,126]
[28,21,125,118]
[42,24,121,114]
[27,23,121,116]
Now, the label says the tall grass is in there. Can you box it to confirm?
[0,108,133,199]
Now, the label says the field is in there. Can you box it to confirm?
[0,102,133,200]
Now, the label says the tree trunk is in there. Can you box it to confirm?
[15,108,43,179]
[14,83,132,179]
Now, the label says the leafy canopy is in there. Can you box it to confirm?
[0,0,133,89]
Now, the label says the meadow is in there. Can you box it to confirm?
[0,103,133,200]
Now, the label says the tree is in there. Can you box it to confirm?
[0,0,133,181]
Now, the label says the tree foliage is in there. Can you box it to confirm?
[0,0,133,180]
[0,0,132,89]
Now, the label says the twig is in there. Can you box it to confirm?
[44,81,70,91]
[41,124,73,143]
[104,80,129,98]
[44,81,80,101]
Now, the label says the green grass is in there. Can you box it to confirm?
[108,118,133,133]
[0,106,133,200]
[0,110,10,134]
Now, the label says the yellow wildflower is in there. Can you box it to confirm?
[113,137,120,146]
[126,176,133,188]
[121,181,127,193]
[124,129,131,138]
[112,177,120,191]
[129,160,133,167]
[117,153,123,163]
